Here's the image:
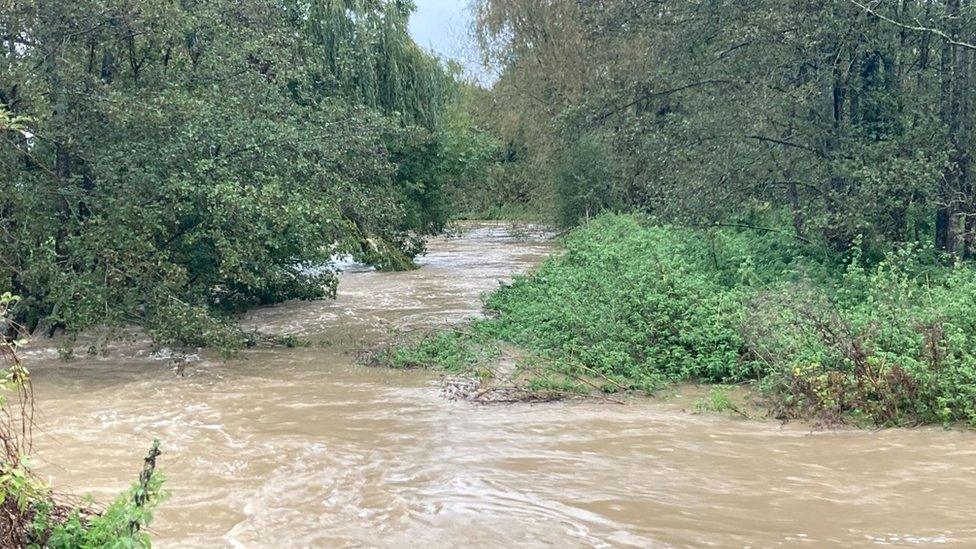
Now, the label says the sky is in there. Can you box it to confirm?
[408,0,480,75]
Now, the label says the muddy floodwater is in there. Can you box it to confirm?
[22,223,976,547]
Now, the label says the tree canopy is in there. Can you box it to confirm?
[0,0,462,347]
[470,0,975,255]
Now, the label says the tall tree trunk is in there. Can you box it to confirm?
[960,0,975,259]
[825,51,852,252]
[936,0,962,257]
[38,1,73,256]
[964,215,975,260]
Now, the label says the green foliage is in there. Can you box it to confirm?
[693,386,740,416]
[386,331,498,374]
[551,134,618,227]
[472,0,976,257]
[749,246,976,426]
[0,458,48,516]
[394,214,976,426]
[479,215,764,389]
[0,0,465,350]
[434,83,554,222]
[434,80,557,222]
[31,441,166,549]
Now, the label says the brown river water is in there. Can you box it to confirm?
[19,223,976,547]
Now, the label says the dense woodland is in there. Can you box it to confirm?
[465,0,976,255]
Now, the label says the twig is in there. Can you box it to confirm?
[573,362,628,392]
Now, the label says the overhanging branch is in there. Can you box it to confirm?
[850,0,976,51]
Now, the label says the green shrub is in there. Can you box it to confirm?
[2,295,165,547]
[752,247,976,425]
[31,440,166,548]
[388,331,498,374]
[392,213,976,426]
[693,386,748,417]
[481,214,764,387]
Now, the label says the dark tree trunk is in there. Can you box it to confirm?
[937,0,962,256]
[936,206,953,254]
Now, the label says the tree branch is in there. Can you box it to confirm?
[849,0,976,51]
[594,79,734,122]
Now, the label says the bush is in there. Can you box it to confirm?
[387,331,497,373]
[751,247,976,425]
[31,441,166,548]
[480,215,760,388]
[392,213,976,426]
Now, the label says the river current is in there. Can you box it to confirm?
[23,223,976,547]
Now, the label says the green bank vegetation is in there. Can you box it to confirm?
[388,214,976,427]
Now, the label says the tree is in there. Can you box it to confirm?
[473,0,976,254]
[0,0,461,347]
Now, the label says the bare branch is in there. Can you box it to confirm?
[594,79,735,122]
[849,0,976,51]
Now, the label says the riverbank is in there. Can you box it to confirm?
[379,214,976,428]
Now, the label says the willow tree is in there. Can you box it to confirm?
[301,0,449,129]
[0,0,459,347]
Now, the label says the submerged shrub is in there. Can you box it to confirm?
[389,331,494,373]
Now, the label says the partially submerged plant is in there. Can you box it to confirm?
[0,294,167,547]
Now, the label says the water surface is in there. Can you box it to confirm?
[26,223,976,547]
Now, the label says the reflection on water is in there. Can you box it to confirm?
[24,223,976,547]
